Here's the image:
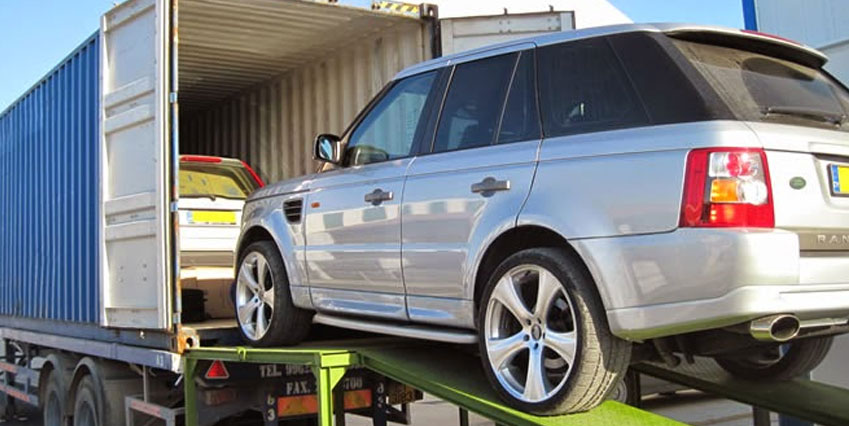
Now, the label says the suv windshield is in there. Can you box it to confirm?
[180,163,258,200]
[673,39,849,132]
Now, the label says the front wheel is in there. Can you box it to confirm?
[235,241,312,347]
[478,248,631,415]
[715,336,834,381]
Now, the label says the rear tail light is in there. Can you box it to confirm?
[740,29,802,46]
[680,148,774,228]
[181,155,222,163]
[242,161,265,187]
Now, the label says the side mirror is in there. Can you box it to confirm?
[314,134,342,165]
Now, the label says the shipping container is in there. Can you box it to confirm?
[0,0,593,353]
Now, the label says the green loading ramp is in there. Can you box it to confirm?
[184,339,680,426]
[634,358,849,426]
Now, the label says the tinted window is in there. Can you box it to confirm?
[538,38,648,138]
[673,39,849,132]
[608,32,726,124]
[497,50,540,144]
[346,71,437,166]
[433,54,517,152]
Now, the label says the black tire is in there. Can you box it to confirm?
[72,376,103,426]
[609,369,642,407]
[42,370,67,426]
[716,336,834,381]
[235,241,312,347]
[477,247,631,415]
[0,389,10,421]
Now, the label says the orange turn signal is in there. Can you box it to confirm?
[710,179,740,203]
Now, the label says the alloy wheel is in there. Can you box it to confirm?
[236,252,276,341]
[484,264,578,403]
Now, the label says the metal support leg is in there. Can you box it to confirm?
[334,388,346,426]
[753,406,771,426]
[2,340,15,420]
[184,358,198,426]
[371,378,387,426]
[142,366,150,402]
[459,408,469,426]
[315,366,346,426]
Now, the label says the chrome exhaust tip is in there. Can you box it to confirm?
[750,314,801,342]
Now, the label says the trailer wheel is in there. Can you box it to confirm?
[42,370,67,426]
[715,336,834,381]
[0,390,10,421]
[478,248,631,415]
[72,376,103,426]
[235,241,312,346]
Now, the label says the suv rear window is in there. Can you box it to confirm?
[537,37,649,138]
[673,39,849,132]
[180,163,258,200]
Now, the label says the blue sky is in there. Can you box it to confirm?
[0,0,744,112]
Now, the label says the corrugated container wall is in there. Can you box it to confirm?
[180,21,429,182]
[0,34,101,324]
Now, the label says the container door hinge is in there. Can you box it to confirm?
[169,92,178,103]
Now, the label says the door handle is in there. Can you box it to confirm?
[364,188,394,205]
[471,177,511,194]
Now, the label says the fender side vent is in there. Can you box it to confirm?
[283,199,303,223]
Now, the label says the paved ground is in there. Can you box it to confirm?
[2,391,778,425]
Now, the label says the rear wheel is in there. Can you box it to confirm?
[72,376,102,426]
[715,336,834,380]
[42,370,67,426]
[235,241,312,346]
[478,248,631,415]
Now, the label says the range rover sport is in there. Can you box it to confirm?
[233,24,849,414]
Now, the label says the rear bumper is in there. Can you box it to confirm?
[607,283,849,341]
[572,228,849,341]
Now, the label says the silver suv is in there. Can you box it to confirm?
[234,24,849,414]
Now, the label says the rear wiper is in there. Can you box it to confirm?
[762,106,846,126]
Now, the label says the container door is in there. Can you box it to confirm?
[100,0,173,329]
[440,11,574,55]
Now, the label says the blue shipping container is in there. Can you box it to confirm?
[0,34,100,325]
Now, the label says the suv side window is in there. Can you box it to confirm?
[346,71,437,166]
[432,53,517,153]
[538,38,648,138]
[497,50,540,144]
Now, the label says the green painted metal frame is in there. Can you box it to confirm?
[183,341,683,426]
[184,346,358,426]
[635,359,849,426]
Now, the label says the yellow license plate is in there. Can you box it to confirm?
[830,164,849,196]
[190,211,236,224]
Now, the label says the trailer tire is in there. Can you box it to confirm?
[478,247,631,415]
[42,370,68,426]
[235,241,312,346]
[716,336,834,381]
[0,391,10,421]
[72,376,104,426]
